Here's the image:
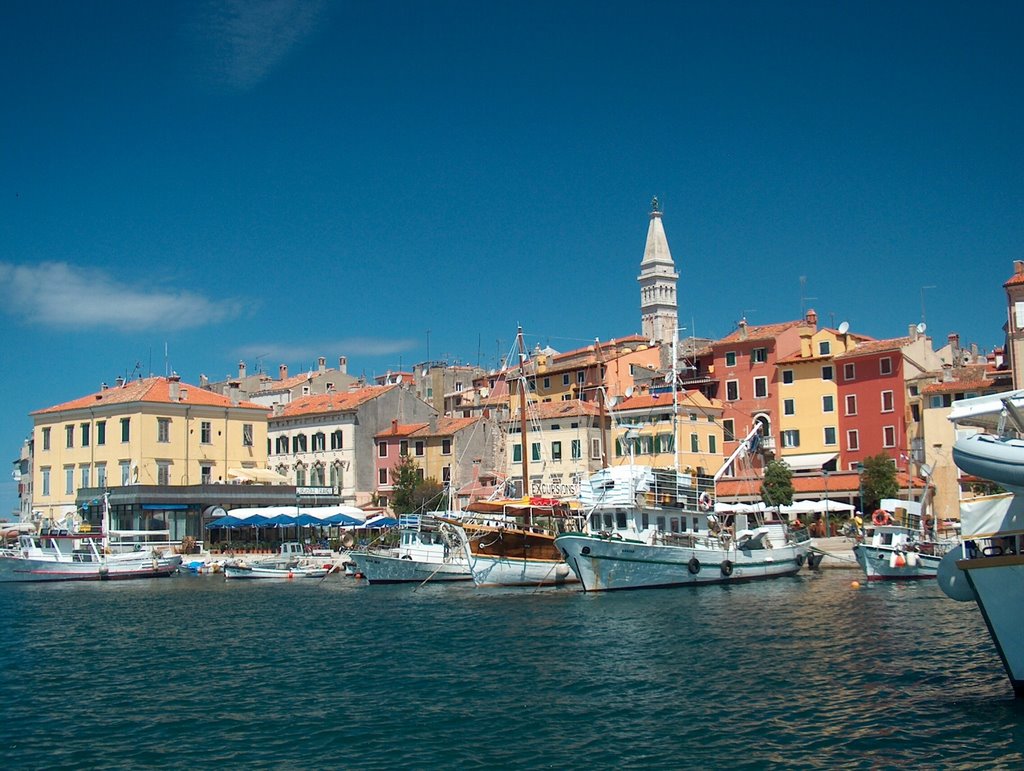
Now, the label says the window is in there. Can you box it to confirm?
[296,466,306,486]
[312,432,326,451]
[157,462,170,486]
[824,426,837,446]
[399,440,408,455]
[66,425,74,449]
[822,395,835,413]
[276,436,289,454]
[660,433,675,452]
[201,421,212,444]
[42,427,51,451]
[880,357,893,375]
[551,441,562,460]
[562,374,570,386]
[242,424,253,447]
[821,365,834,381]
[201,465,212,484]
[782,430,800,448]
[41,467,50,496]
[690,433,699,452]
[531,442,541,461]
[782,370,794,385]
[331,463,341,490]
[883,426,896,448]
[416,468,425,481]
[591,438,602,460]
[783,398,795,416]
[726,380,739,401]
[543,377,550,389]
[513,444,522,463]
[158,418,170,443]
[120,461,131,485]
[80,465,90,488]
[81,423,90,447]
[723,419,735,442]
[754,377,768,398]
[96,464,107,487]
[439,438,450,455]
[752,347,767,363]
[331,430,343,450]
[378,442,387,458]
[442,466,451,483]
[577,370,585,384]
[818,340,831,355]
[414,441,425,457]
[311,464,325,486]
[845,394,857,416]
[709,435,717,454]
[881,390,894,413]
[65,466,74,495]
[294,434,307,453]
[843,363,856,381]
[725,351,737,367]
[571,439,582,460]
[378,468,388,485]
[121,417,130,442]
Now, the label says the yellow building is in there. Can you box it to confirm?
[611,390,724,476]
[30,375,269,523]
[775,325,862,472]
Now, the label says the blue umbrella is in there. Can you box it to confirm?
[206,515,243,529]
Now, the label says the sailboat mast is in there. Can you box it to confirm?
[516,327,531,525]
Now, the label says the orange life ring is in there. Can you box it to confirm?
[871,510,888,526]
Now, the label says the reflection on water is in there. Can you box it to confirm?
[1,571,1020,769]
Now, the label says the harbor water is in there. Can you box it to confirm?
[2,570,1022,769]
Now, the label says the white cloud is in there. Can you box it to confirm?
[237,338,419,363]
[0,262,244,331]
[190,0,328,91]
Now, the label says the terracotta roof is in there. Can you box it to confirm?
[510,399,602,421]
[615,390,719,412]
[416,416,482,437]
[376,422,430,438]
[922,369,1002,395]
[834,337,913,359]
[32,376,266,415]
[776,353,833,365]
[1004,268,1024,287]
[276,385,397,418]
[715,320,801,345]
[717,470,924,497]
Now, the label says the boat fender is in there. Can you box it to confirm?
[795,553,805,567]
[687,557,701,575]
[720,560,734,577]
[401,555,413,560]
[698,492,713,511]
[872,510,888,526]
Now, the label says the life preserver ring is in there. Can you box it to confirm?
[687,557,701,575]
[698,492,713,511]
[872,510,888,527]
[720,560,734,577]
[795,553,806,567]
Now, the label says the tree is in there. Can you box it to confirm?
[859,452,899,512]
[761,460,794,507]
[389,454,445,515]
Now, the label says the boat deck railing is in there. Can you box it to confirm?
[962,532,1023,561]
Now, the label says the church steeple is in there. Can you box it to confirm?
[638,197,679,345]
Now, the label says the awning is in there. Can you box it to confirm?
[781,453,838,472]
[228,468,291,484]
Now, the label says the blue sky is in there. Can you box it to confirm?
[2,1,1021,517]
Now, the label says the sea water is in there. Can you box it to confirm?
[2,570,1022,769]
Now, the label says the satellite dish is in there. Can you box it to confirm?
[607,395,619,408]
[916,322,927,334]
[625,386,635,398]
[837,321,849,334]
[918,463,933,479]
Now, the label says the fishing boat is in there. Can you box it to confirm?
[0,495,182,582]
[937,390,1024,696]
[223,542,333,579]
[349,514,471,584]
[851,498,957,581]
[555,462,810,591]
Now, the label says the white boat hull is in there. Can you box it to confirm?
[349,552,471,584]
[852,543,942,580]
[0,554,181,582]
[952,434,1024,492]
[223,563,329,579]
[959,556,1024,696]
[555,534,807,592]
[463,552,577,587]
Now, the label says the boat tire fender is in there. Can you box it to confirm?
[687,557,701,575]
[795,553,805,567]
[401,555,412,560]
[720,559,734,577]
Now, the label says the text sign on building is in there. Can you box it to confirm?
[296,486,333,497]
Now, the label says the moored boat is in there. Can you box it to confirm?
[851,500,957,581]
[350,514,471,584]
[223,542,334,580]
[0,530,182,582]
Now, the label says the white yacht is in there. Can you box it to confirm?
[350,515,471,584]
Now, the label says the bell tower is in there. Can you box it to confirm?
[637,197,679,345]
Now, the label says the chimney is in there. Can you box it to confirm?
[948,333,960,362]
[1016,260,1024,277]
[272,403,284,418]
[279,364,288,380]
[318,356,326,372]
[391,419,398,434]
[338,356,347,374]
[116,376,125,387]
[238,360,246,379]
[738,318,748,341]
[942,364,953,382]
[200,374,208,388]
[228,380,241,406]
[805,308,818,327]
[909,324,918,341]
[168,373,181,402]
[100,382,108,391]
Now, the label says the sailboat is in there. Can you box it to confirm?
[441,327,582,587]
